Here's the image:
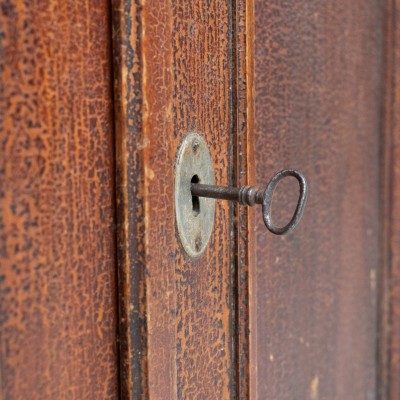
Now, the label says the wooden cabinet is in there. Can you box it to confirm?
[1,1,399,399]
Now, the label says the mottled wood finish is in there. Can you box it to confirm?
[0,1,119,399]
[232,0,255,398]
[253,1,383,399]
[112,0,248,398]
[111,1,148,398]
[380,1,400,398]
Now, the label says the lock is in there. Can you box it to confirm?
[174,132,215,258]
[175,132,308,258]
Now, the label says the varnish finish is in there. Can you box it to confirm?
[232,0,255,398]
[380,1,400,398]
[0,1,118,398]
[112,0,250,397]
[252,1,382,399]
[2,0,400,399]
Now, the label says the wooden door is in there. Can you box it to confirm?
[112,0,252,398]
[0,1,119,398]
[251,1,381,399]
[1,0,400,399]
[251,1,399,399]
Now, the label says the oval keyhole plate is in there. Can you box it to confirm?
[174,132,215,258]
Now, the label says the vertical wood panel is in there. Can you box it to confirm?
[253,1,383,399]
[112,1,148,398]
[380,1,400,398]
[0,1,119,399]
[233,0,255,398]
[112,0,250,397]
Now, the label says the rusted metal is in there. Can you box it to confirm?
[191,169,308,235]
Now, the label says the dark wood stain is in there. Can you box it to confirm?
[0,1,119,398]
[112,0,251,398]
[3,1,398,398]
[111,0,148,398]
[379,1,400,398]
[253,1,383,399]
[232,0,255,398]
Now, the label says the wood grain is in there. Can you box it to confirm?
[380,1,400,398]
[112,0,247,398]
[232,0,255,398]
[111,1,148,398]
[252,1,383,399]
[0,1,119,399]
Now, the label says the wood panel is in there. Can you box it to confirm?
[0,1,119,399]
[112,0,251,398]
[233,0,255,398]
[252,1,383,399]
[380,1,400,398]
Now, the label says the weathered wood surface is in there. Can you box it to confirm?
[252,1,383,399]
[112,0,250,398]
[0,1,119,399]
[380,1,400,398]
[233,0,255,398]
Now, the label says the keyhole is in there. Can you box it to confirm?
[191,175,200,216]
